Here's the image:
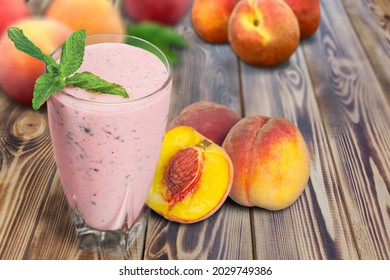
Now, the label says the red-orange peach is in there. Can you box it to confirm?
[45,0,125,36]
[0,0,30,36]
[167,101,241,146]
[124,0,192,25]
[222,115,310,210]
[192,0,241,43]
[283,0,320,39]
[0,18,72,105]
[228,0,300,66]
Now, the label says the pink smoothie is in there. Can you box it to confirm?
[47,42,171,231]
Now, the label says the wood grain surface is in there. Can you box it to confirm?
[240,46,358,259]
[0,107,55,259]
[0,0,389,260]
[342,0,390,102]
[144,16,252,260]
[304,0,390,260]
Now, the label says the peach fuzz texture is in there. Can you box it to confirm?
[192,0,241,43]
[0,0,30,35]
[45,0,125,36]
[222,116,310,211]
[0,18,72,105]
[283,0,320,38]
[167,101,241,146]
[228,0,300,66]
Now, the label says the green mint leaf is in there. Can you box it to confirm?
[32,73,66,110]
[126,22,189,64]
[46,63,61,75]
[44,54,60,73]
[7,27,130,109]
[59,29,86,77]
[66,72,129,98]
[7,27,59,72]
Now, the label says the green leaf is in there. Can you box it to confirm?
[7,27,130,109]
[126,22,189,64]
[7,27,59,72]
[43,54,60,73]
[32,73,66,110]
[59,29,86,77]
[65,72,129,98]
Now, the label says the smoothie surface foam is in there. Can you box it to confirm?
[63,42,170,103]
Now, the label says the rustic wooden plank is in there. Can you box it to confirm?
[341,0,390,102]
[302,0,390,259]
[23,172,83,260]
[146,199,252,260]
[0,105,54,259]
[143,16,253,260]
[239,44,358,259]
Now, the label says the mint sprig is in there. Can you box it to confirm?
[59,30,86,77]
[33,73,66,110]
[66,71,129,96]
[7,28,129,110]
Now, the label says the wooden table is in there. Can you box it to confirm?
[1,0,389,260]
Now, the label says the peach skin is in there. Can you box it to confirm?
[228,0,300,66]
[0,18,72,105]
[222,115,310,210]
[192,0,240,43]
[0,0,30,36]
[283,0,320,39]
[45,0,125,36]
[167,101,241,146]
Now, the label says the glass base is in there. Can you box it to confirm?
[69,206,148,254]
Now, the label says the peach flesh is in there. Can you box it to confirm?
[146,126,233,223]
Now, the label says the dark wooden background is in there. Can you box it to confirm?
[0,0,389,260]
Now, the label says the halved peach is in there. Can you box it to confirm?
[146,126,233,223]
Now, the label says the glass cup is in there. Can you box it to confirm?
[47,35,172,253]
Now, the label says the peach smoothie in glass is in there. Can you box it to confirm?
[47,35,172,251]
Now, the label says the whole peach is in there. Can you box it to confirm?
[0,0,30,36]
[283,0,320,39]
[192,0,241,43]
[222,116,310,210]
[228,0,300,66]
[0,18,72,105]
[124,0,192,25]
[167,101,241,146]
[45,0,125,36]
